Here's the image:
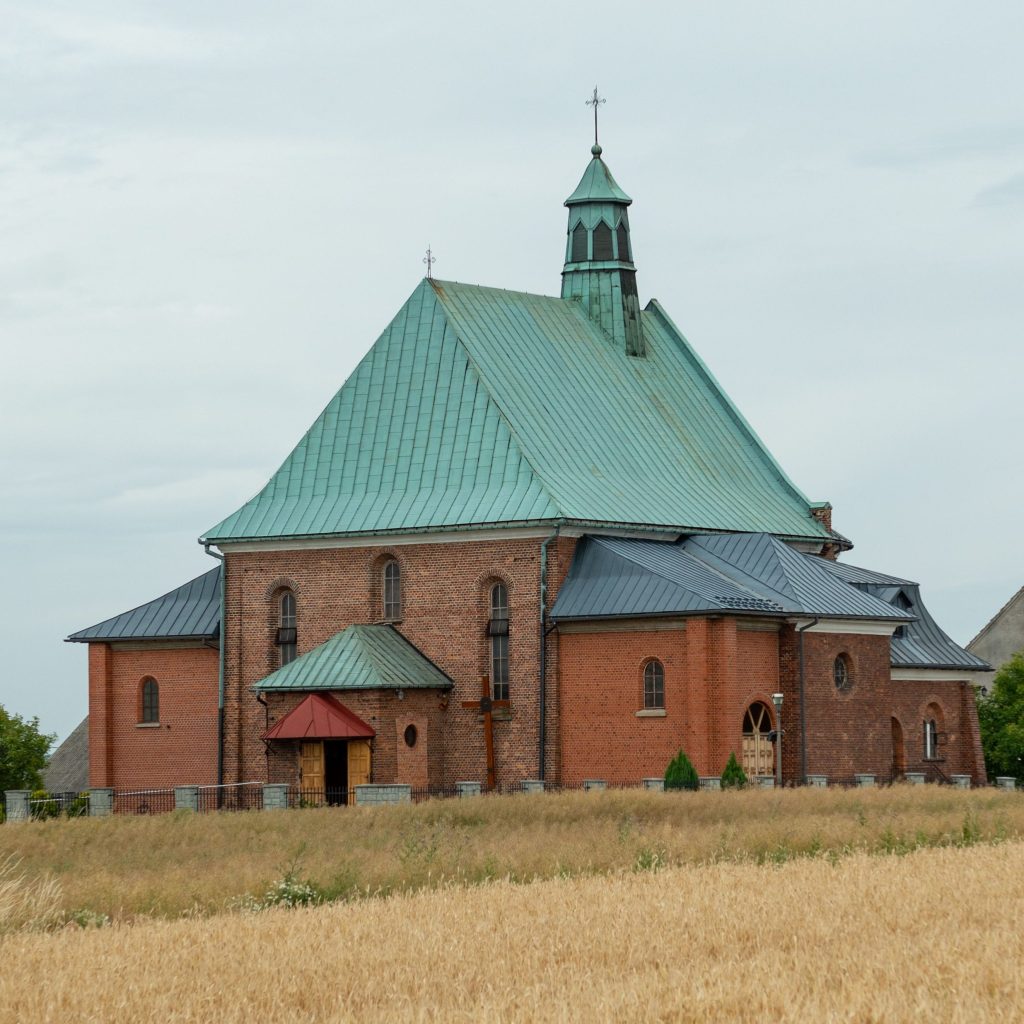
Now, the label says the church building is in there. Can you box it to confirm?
[69,136,990,797]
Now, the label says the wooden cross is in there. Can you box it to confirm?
[461,675,509,791]
[585,86,606,146]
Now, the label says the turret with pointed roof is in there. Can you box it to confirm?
[561,144,644,357]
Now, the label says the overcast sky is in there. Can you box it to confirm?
[3,2,1022,743]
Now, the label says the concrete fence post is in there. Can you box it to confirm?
[642,778,665,792]
[262,784,290,810]
[583,779,606,792]
[996,777,1017,791]
[455,781,482,798]
[904,773,926,785]
[521,780,545,794]
[174,786,200,812]
[806,775,828,788]
[855,774,876,788]
[89,789,114,817]
[4,791,30,822]
[950,775,971,789]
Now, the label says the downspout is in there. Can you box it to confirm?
[538,525,561,780]
[204,543,226,789]
[797,617,818,784]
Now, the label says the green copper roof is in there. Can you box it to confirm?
[254,624,453,692]
[564,151,632,206]
[203,279,829,544]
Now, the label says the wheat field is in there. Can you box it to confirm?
[1,840,1021,1023]
[1,785,1021,921]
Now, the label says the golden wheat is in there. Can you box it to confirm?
[1,841,1021,1022]
[0,785,1020,921]
[0,855,62,936]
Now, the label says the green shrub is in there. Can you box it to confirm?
[67,793,89,818]
[720,753,748,789]
[664,750,699,791]
[29,791,62,821]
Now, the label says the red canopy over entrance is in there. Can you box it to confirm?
[262,693,375,741]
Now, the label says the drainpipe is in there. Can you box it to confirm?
[204,544,226,788]
[538,525,561,780]
[797,617,818,784]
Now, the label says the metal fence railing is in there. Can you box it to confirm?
[196,782,264,813]
[115,788,176,816]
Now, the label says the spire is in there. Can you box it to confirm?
[561,108,644,357]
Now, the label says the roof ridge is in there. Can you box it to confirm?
[429,280,565,521]
[968,584,1024,650]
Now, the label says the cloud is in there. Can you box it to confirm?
[974,171,1024,207]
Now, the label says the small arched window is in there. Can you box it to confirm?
[616,221,630,262]
[383,560,402,620]
[923,718,939,760]
[489,582,509,701]
[277,590,297,666]
[570,222,588,263]
[592,221,613,260]
[643,660,665,709]
[833,654,852,691]
[140,678,159,724]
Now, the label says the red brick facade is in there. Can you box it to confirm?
[84,534,987,790]
[87,642,219,789]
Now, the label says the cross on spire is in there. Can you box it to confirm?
[585,86,606,147]
[423,245,436,279]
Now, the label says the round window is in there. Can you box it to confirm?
[834,654,852,691]
[403,724,418,748]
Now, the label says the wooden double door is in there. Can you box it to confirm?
[741,702,775,778]
[300,739,371,806]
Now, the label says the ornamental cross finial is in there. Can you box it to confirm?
[585,86,606,146]
[423,245,436,279]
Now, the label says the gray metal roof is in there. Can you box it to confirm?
[552,534,914,623]
[67,567,221,643]
[813,558,990,671]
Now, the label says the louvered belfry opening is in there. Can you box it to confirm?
[561,144,645,358]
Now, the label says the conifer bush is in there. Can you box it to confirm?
[720,753,748,789]
[664,750,699,791]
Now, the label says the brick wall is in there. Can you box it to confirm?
[223,534,576,789]
[87,642,219,789]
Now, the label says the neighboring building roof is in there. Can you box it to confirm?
[203,280,830,545]
[254,624,454,692]
[967,586,1024,651]
[43,717,89,793]
[263,693,375,741]
[813,558,990,671]
[67,567,221,643]
[551,534,912,622]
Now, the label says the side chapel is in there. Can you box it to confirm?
[69,133,990,796]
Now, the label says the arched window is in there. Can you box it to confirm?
[616,221,630,262]
[570,222,588,263]
[489,582,509,701]
[643,660,665,709]
[592,221,613,260]
[833,653,852,691]
[923,718,938,759]
[140,678,159,724]
[383,560,401,620]
[277,590,297,666]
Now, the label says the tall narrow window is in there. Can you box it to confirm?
[923,718,938,760]
[489,582,509,701]
[570,222,588,262]
[616,221,630,262]
[383,560,402,620]
[277,590,297,666]
[592,221,613,260]
[643,660,665,709]
[141,678,159,724]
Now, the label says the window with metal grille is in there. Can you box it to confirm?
[490,582,509,701]
[923,718,938,759]
[383,561,401,620]
[570,223,588,262]
[276,590,297,665]
[616,221,630,262]
[141,678,159,723]
[592,221,613,260]
[643,660,664,709]
[833,654,852,691]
